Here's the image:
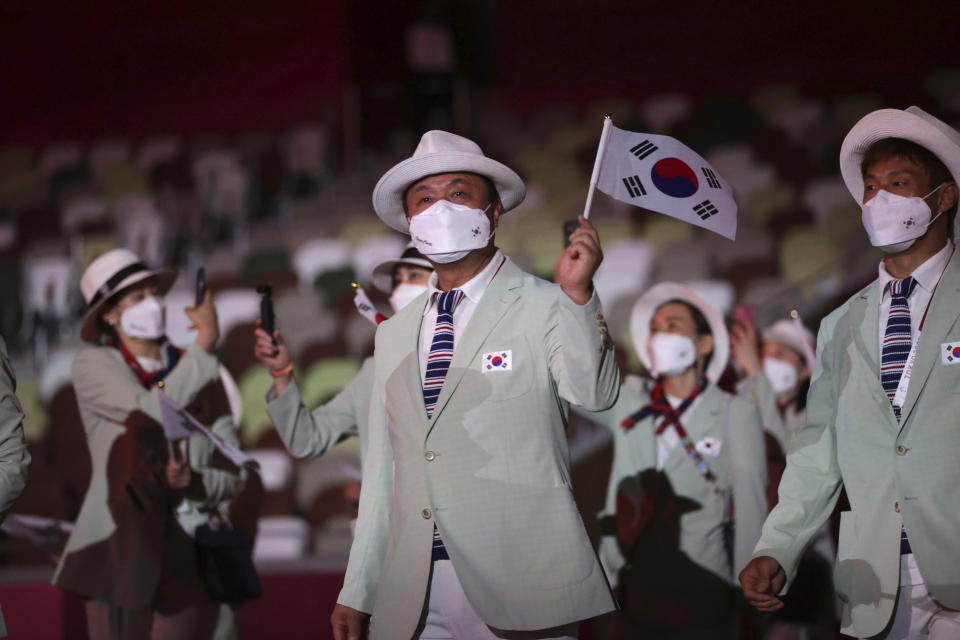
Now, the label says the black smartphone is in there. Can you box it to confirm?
[195,267,206,307]
[563,219,581,247]
[256,284,275,342]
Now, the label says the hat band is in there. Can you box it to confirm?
[88,262,150,309]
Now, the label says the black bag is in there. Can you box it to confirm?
[194,520,262,603]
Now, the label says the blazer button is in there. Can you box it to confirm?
[421,508,432,519]
[424,450,436,461]
[894,501,900,513]
[896,445,907,456]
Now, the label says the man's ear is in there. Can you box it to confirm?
[491,200,503,230]
[937,181,958,214]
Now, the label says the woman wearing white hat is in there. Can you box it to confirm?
[576,282,766,638]
[731,317,814,458]
[53,248,243,640]
[254,243,434,465]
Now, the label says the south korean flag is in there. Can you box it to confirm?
[595,125,738,240]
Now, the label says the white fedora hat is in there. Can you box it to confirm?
[840,106,960,207]
[629,282,730,382]
[372,130,526,233]
[762,319,815,366]
[370,243,434,293]
[79,248,176,342]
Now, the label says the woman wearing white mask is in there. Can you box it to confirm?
[254,244,434,465]
[54,249,244,640]
[576,282,766,639]
[731,317,814,459]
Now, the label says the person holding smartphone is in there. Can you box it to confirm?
[253,244,434,465]
[54,249,243,640]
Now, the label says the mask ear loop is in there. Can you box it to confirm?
[923,183,948,226]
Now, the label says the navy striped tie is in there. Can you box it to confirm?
[423,289,463,419]
[880,276,917,420]
[423,289,462,561]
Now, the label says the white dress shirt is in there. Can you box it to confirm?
[877,240,954,354]
[418,250,506,384]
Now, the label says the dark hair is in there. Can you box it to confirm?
[861,137,956,237]
[401,173,500,215]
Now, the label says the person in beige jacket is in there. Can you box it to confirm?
[741,107,960,639]
[53,249,242,640]
[331,131,620,640]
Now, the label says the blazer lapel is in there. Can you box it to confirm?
[662,387,723,475]
[851,285,880,373]
[425,258,522,435]
[898,252,960,427]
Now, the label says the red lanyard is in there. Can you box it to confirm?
[114,340,183,389]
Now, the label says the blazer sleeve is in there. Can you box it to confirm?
[545,289,620,411]
[337,338,392,613]
[752,313,844,585]
[571,375,645,433]
[71,344,222,429]
[265,357,372,460]
[737,371,790,455]
[0,346,30,523]
[182,412,245,506]
[728,397,768,580]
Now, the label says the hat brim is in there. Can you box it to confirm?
[840,107,960,207]
[370,256,434,293]
[80,268,177,343]
[629,282,730,382]
[372,152,526,233]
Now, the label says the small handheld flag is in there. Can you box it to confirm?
[352,282,387,325]
[585,118,738,240]
[158,389,259,469]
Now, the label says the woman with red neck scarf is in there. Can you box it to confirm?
[576,282,766,639]
[54,248,243,640]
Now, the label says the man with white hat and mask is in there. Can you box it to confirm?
[741,107,960,639]
[575,282,766,638]
[331,131,620,640]
[253,243,434,464]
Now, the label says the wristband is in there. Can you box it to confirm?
[269,363,294,378]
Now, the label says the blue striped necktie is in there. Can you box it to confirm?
[423,289,463,419]
[880,276,917,420]
[423,289,463,562]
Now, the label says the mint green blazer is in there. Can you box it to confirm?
[754,252,960,638]
[337,258,620,639]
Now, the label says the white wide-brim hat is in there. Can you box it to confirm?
[79,248,175,342]
[372,130,526,233]
[840,106,960,210]
[370,243,434,293]
[762,319,815,366]
[629,282,730,382]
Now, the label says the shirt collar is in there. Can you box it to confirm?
[424,249,505,316]
[878,239,954,298]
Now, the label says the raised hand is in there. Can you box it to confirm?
[554,215,603,305]
[185,289,220,353]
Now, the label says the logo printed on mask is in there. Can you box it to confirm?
[861,185,945,253]
[408,200,492,264]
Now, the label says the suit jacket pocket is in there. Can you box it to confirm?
[481,335,534,400]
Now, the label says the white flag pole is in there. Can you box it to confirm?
[582,114,613,220]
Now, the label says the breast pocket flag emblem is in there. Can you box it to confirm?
[583,117,738,240]
[481,350,512,372]
[941,342,960,365]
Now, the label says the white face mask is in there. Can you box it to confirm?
[648,332,697,378]
[389,282,428,313]
[763,357,799,395]
[408,200,492,264]
[860,185,945,253]
[119,295,165,339]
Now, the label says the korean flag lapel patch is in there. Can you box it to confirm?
[941,342,960,365]
[481,350,512,373]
